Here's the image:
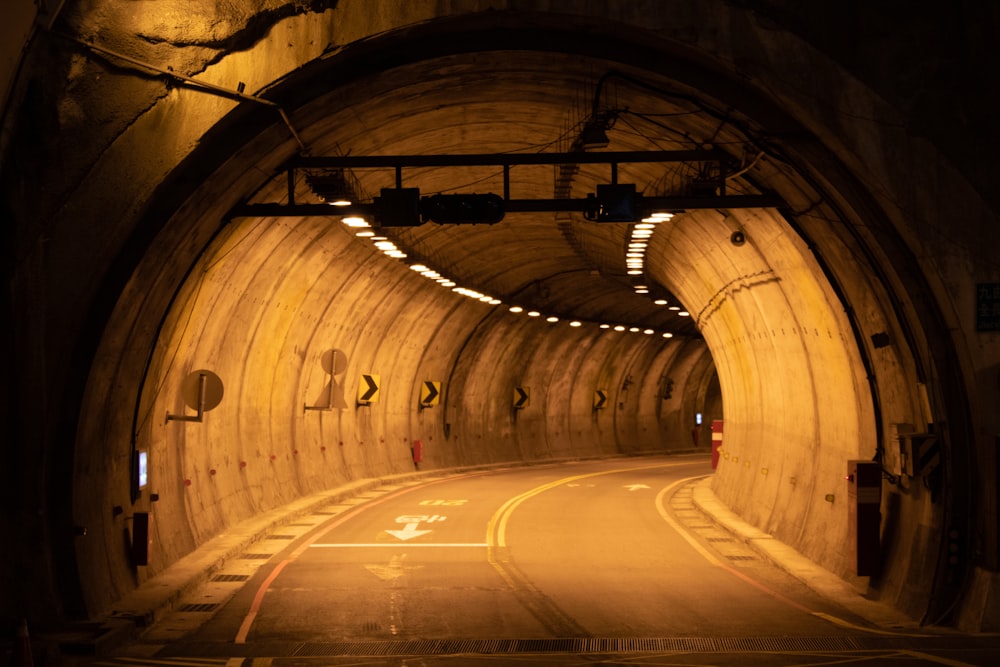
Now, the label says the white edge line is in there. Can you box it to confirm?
[310,543,489,548]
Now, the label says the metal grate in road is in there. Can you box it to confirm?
[241,553,273,559]
[211,573,250,582]
[290,635,871,657]
[174,634,981,661]
[177,603,220,612]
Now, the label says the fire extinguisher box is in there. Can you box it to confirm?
[846,460,882,576]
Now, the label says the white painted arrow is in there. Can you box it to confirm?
[384,522,433,541]
[364,554,418,581]
[624,484,651,491]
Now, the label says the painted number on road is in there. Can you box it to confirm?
[396,514,447,523]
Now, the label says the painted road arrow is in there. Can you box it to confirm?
[384,522,433,541]
[624,484,651,491]
[358,373,380,403]
[364,554,418,581]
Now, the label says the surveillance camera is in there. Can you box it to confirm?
[730,230,746,246]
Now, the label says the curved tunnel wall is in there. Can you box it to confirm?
[650,206,877,579]
[4,1,998,630]
[73,202,711,613]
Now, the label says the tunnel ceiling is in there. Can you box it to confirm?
[237,49,778,339]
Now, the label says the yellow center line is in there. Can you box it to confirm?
[486,459,700,548]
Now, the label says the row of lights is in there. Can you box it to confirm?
[339,214,681,338]
[625,212,691,318]
[626,211,673,280]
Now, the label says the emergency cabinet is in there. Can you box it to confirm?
[846,460,882,576]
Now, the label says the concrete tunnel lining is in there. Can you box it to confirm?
[4,2,991,630]
[79,45,889,621]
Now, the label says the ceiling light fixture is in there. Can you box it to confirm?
[307,170,356,206]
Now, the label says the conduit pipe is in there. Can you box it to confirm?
[55,32,307,152]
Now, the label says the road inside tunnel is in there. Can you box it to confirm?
[77,455,996,666]
[5,0,1000,651]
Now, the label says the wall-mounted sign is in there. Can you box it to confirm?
[305,349,349,411]
[593,389,608,410]
[358,374,380,404]
[513,386,530,410]
[976,283,1000,331]
[167,369,224,422]
[420,381,441,408]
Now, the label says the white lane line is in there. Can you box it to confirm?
[310,543,488,548]
[655,478,930,638]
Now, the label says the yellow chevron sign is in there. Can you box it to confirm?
[513,386,530,409]
[420,381,441,407]
[593,389,608,410]
[358,374,380,404]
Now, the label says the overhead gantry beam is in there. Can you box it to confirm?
[229,150,784,220]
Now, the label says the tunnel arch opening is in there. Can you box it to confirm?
[65,11,970,625]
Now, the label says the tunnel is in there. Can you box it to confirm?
[3,0,1000,645]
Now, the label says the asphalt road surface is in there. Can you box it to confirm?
[90,454,1000,666]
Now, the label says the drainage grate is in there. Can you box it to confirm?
[241,553,273,559]
[266,534,295,539]
[178,603,220,612]
[291,635,871,657]
[726,555,756,560]
[707,537,735,542]
[211,574,250,582]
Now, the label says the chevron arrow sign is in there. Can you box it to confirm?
[513,386,530,410]
[593,389,608,410]
[420,381,441,407]
[358,374,380,404]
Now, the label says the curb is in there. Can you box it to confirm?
[689,477,919,630]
